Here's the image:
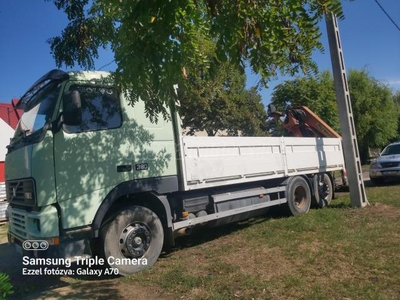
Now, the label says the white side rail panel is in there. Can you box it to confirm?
[181,136,344,191]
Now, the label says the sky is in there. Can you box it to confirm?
[0,0,399,105]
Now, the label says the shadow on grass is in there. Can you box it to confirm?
[162,205,296,255]
[0,239,122,300]
[327,201,352,209]
[371,178,400,187]
[24,280,119,300]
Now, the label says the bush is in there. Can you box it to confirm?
[0,273,13,300]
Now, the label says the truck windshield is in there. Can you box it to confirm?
[13,82,61,143]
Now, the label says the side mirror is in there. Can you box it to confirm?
[63,90,82,126]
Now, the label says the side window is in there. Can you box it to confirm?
[64,85,122,133]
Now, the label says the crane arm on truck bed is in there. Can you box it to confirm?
[268,104,341,139]
[268,104,347,187]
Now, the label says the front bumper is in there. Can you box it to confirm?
[7,205,59,239]
[369,169,400,179]
[7,205,92,259]
[8,232,60,258]
[7,231,91,259]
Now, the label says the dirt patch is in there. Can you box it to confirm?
[0,225,173,300]
[349,202,400,218]
[25,279,175,300]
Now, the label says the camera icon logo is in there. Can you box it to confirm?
[22,240,49,251]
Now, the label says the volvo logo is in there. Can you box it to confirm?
[9,181,21,202]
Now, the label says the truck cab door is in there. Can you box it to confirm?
[54,83,131,229]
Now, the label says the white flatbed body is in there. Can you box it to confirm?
[180,136,345,191]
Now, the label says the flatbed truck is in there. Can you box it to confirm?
[6,70,345,275]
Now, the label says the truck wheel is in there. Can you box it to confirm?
[312,173,333,208]
[286,176,311,216]
[100,205,164,276]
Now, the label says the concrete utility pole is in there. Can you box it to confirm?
[325,13,369,207]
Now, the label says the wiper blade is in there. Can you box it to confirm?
[9,129,31,145]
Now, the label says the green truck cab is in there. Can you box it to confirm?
[7,70,179,274]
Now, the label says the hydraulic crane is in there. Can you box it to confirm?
[268,104,348,190]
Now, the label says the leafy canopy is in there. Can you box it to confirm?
[348,69,398,162]
[393,91,400,141]
[271,70,339,132]
[179,34,267,136]
[271,69,398,163]
[46,0,344,118]
[180,62,268,136]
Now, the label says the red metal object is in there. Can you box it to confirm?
[269,105,347,186]
[270,105,341,139]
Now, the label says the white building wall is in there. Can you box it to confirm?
[0,118,14,161]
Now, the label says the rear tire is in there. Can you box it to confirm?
[312,173,333,208]
[286,176,311,216]
[100,205,164,276]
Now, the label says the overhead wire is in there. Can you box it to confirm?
[373,0,400,32]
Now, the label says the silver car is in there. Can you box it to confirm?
[369,142,400,185]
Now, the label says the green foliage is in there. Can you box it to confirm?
[271,69,399,163]
[348,69,398,162]
[0,273,13,300]
[270,70,340,132]
[46,0,344,119]
[392,91,400,141]
[179,36,268,136]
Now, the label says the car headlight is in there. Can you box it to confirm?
[370,159,381,169]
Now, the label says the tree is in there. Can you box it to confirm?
[393,90,400,141]
[179,36,267,136]
[348,70,398,162]
[270,70,339,132]
[271,69,398,163]
[46,0,344,119]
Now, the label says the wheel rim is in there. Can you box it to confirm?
[318,176,330,200]
[119,223,151,258]
[294,186,307,209]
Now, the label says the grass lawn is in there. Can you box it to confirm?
[2,178,399,300]
[128,183,400,300]
[362,164,370,172]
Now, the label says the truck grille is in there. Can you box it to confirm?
[9,210,27,238]
[6,179,36,206]
[381,162,400,168]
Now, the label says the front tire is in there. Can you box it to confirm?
[286,176,311,216]
[100,205,164,276]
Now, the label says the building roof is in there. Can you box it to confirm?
[0,99,23,129]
